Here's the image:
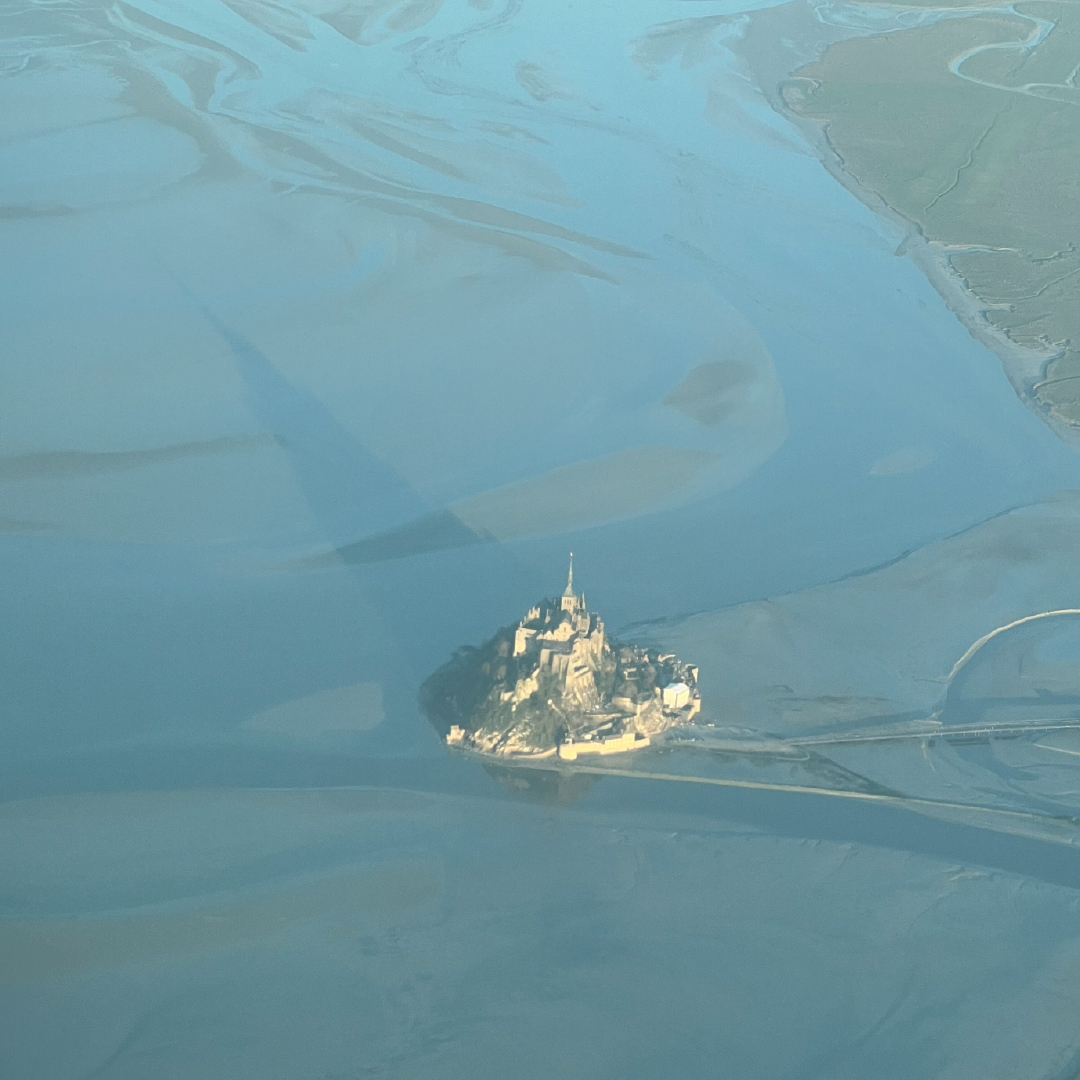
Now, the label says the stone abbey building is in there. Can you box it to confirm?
[423,557,702,759]
[510,556,609,715]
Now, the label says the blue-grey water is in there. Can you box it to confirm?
[4,0,1080,1076]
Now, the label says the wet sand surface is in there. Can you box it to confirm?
[5,0,1080,1075]
[5,778,1080,1079]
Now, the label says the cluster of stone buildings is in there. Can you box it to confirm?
[443,556,702,759]
[510,556,609,714]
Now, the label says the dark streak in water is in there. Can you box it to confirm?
[195,304,438,545]
[78,992,187,1080]
[0,518,56,534]
[0,434,277,481]
[301,508,491,567]
[0,205,76,219]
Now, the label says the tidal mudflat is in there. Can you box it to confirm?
[5,784,1080,1080]
[646,491,1080,734]
[5,0,1080,1075]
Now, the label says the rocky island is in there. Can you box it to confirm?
[420,557,701,759]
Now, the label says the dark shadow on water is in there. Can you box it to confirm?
[195,302,426,545]
[312,508,491,567]
[483,763,597,806]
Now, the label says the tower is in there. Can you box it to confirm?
[560,552,582,613]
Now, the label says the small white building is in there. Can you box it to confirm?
[662,681,691,710]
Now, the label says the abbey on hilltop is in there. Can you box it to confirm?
[419,556,702,759]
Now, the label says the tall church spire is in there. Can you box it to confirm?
[564,551,574,596]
